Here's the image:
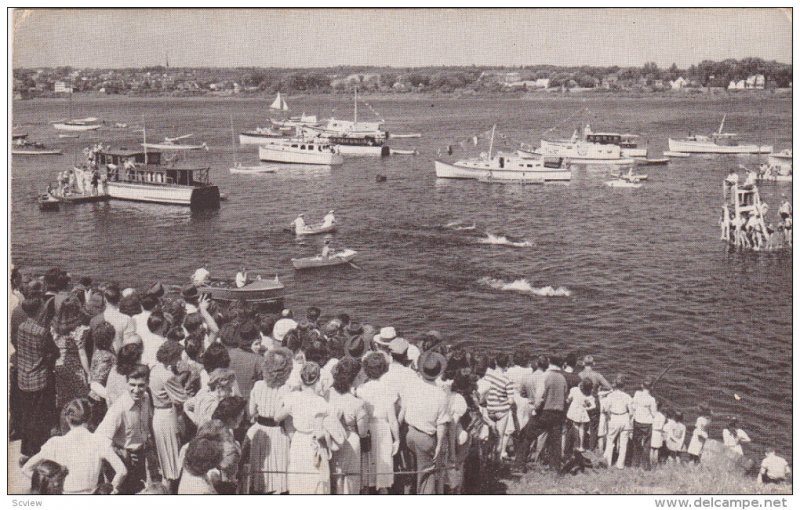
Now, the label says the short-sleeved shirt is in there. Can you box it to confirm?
[631,390,657,424]
[402,378,450,435]
[356,378,397,423]
[37,427,117,493]
[602,389,632,416]
[483,369,515,416]
[96,391,153,450]
[761,454,790,480]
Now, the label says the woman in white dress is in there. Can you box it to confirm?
[245,347,293,494]
[354,352,399,494]
[328,356,369,494]
[276,362,340,494]
[149,341,186,492]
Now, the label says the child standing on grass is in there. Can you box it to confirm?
[650,403,666,466]
[664,410,686,463]
[687,410,709,464]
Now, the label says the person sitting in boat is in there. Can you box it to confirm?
[235,267,248,289]
[321,239,332,259]
[291,214,307,235]
[321,210,336,228]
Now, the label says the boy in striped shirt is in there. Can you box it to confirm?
[483,353,516,460]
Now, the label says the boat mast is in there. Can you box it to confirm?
[718,114,726,135]
[230,114,237,165]
[354,87,358,126]
[488,124,496,159]
[142,116,148,165]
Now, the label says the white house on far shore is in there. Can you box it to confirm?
[669,77,687,90]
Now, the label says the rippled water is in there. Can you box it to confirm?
[11,94,792,460]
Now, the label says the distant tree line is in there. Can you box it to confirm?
[13,58,792,98]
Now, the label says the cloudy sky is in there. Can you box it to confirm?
[12,8,793,69]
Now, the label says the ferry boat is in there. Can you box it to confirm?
[583,124,647,158]
[95,147,220,209]
[258,138,344,165]
[668,115,772,154]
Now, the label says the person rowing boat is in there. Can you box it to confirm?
[290,213,307,235]
[321,209,336,228]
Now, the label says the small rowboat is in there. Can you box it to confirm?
[611,172,648,181]
[198,278,285,305]
[390,133,422,139]
[286,223,337,236]
[292,249,357,270]
[38,194,60,211]
[229,164,277,174]
[663,151,690,158]
[390,148,418,155]
[58,134,80,139]
[633,157,669,166]
[12,148,63,156]
[606,179,643,188]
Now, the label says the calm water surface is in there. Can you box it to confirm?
[11,94,792,460]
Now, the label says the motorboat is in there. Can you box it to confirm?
[259,138,344,165]
[668,115,772,154]
[605,179,643,188]
[292,249,358,270]
[37,193,60,211]
[199,277,285,308]
[12,139,62,155]
[239,127,286,145]
[583,124,647,158]
[532,139,634,164]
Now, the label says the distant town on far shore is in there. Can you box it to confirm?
[13,57,792,99]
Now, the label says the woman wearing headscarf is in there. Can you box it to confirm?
[276,362,343,494]
[51,295,91,412]
[245,347,293,494]
[149,340,186,493]
[328,356,369,494]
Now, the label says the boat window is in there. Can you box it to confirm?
[527,164,533,168]
[300,145,306,150]
[292,144,298,148]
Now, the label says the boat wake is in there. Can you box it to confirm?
[479,277,571,297]
[444,220,477,231]
[477,233,533,247]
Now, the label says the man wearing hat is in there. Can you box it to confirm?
[403,350,449,494]
[373,327,397,362]
[579,355,612,451]
[272,309,298,345]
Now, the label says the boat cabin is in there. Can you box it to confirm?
[96,148,212,186]
[586,132,639,149]
[286,141,336,153]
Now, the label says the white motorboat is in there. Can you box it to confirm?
[239,127,286,145]
[534,139,633,164]
[767,149,792,173]
[259,138,344,165]
[53,119,101,132]
[605,179,643,188]
[389,133,421,139]
[583,124,647,158]
[437,125,570,183]
[668,115,772,154]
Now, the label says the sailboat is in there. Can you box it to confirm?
[52,91,102,132]
[239,92,292,144]
[668,115,772,154]
[302,87,390,156]
[229,115,276,174]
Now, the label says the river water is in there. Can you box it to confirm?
[11,94,792,461]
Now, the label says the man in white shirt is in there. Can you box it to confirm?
[322,209,336,228]
[89,284,137,353]
[602,374,632,469]
[630,377,657,470]
[131,292,157,338]
[291,213,307,235]
[235,267,248,288]
[403,351,450,494]
[779,195,792,220]
[139,312,167,368]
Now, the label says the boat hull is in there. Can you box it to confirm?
[198,279,285,306]
[606,179,642,188]
[107,182,220,209]
[259,145,344,165]
[621,148,648,158]
[434,160,571,182]
[668,139,773,154]
[294,224,337,235]
[292,250,357,269]
[229,165,276,174]
[335,144,390,156]
[12,149,63,156]
[53,123,101,132]
[239,132,284,145]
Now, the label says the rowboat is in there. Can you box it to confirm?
[12,147,63,156]
[58,134,80,139]
[198,278,285,306]
[390,148,418,155]
[290,223,337,236]
[38,194,60,211]
[292,249,357,270]
[142,141,208,151]
[389,133,421,139]
[611,172,648,181]
[605,179,643,188]
[229,164,277,174]
[632,157,669,166]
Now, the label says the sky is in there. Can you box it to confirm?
[11,8,793,69]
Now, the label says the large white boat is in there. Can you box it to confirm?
[533,139,634,164]
[583,124,647,158]
[668,115,772,154]
[435,126,570,183]
[258,138,344,165]
[301,88,390,156]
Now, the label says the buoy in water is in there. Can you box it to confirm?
[376,174,387,183]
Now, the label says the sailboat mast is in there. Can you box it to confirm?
[354,87,358,126]
[488,124,496,159]
[142,116,148,165]
[718,114,726,135]
[230,114,237,165]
